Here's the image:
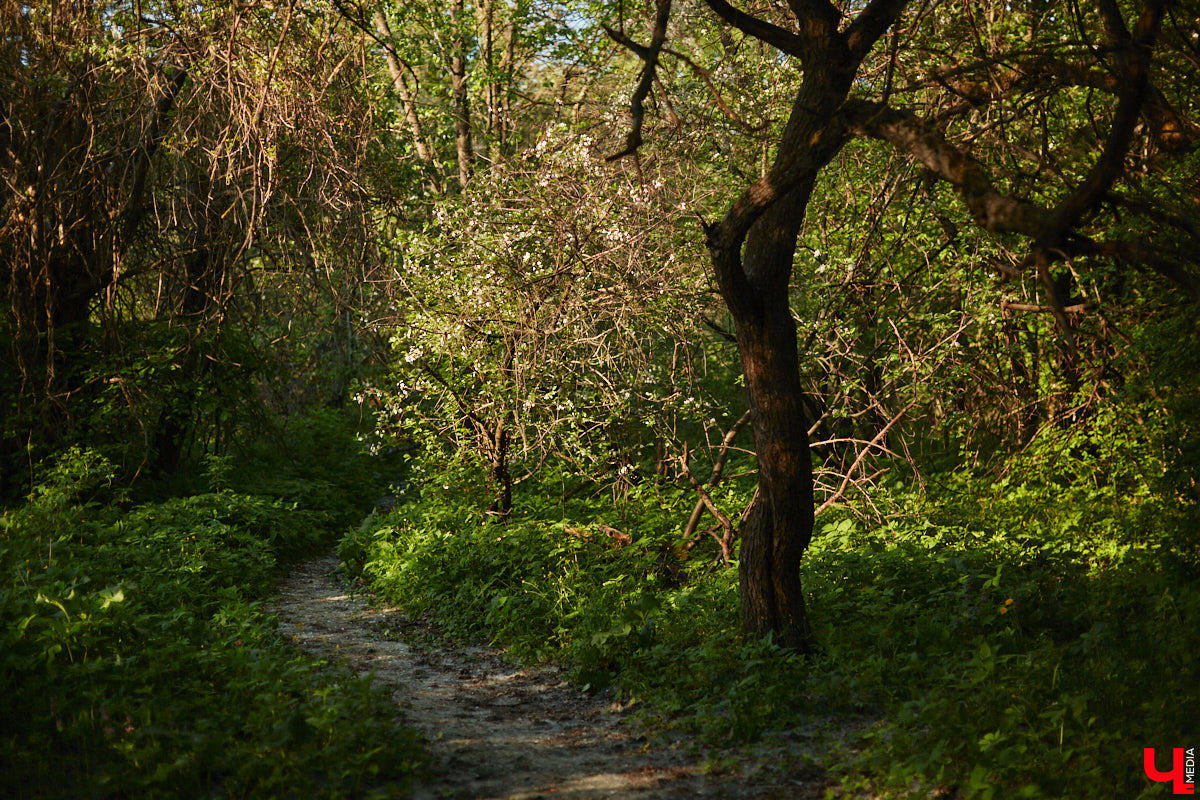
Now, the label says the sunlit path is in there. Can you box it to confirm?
[270,555,797,799]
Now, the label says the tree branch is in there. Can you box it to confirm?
[605,0,673,160]
[1047,0,1167,239]
[698,0,807,59]
[1071,236,1200,300]
[678,414,751,564]
[1012,55,1193,150]
[662,47,767,132]
[843,99,1050,237]
[843,0,908,59]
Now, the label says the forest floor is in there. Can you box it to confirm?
[269,554,836,800]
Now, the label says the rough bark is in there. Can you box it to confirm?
[733,192,818,650]
[707,86,851,652]
[694,1,907,652]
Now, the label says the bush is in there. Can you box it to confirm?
[0,448,425,799]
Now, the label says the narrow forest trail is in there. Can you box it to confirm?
[269,554,818,799]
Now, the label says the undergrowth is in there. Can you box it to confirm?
[1,419,425,799]
[342,447,1198,799]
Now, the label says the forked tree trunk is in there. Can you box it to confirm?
[612,0,909,652]
[705,40,892,654]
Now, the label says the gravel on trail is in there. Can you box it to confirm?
[269,554,820,799]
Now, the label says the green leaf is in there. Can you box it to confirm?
[98,586,125,610]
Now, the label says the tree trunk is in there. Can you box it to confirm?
[450,0,473,188]
[610,1,908,651]
[151,242,214,477]
[489,421,512,519]
[706,65,859,653]
[373,11,434,164]
[731,185,819,653]
[475,0,496,154]
[498,2,516,146]
[702,27,894,652]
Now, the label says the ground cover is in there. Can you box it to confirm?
[0,429,425,799]
[343,458,1199,799]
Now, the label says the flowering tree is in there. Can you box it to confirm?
[367,126,726,515]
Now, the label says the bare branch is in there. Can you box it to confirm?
[681,409,752,543]
[605,0,673,161]
[814,400,915,517]
[1034,250,1078,356]
[678,420,751,564]
[124,64,189,246]
[1071,236,1200,299]
[698,0,807,59]
[1011,56,1193,150]
[1001,301,1089,315]
[253,0,298,127]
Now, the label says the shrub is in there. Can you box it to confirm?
[0,448,425,799]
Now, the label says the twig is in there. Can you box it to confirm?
[815,400,915,516]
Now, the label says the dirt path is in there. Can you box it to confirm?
[270,554,797,799]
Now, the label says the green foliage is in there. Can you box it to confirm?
[341,457,810,734]
[347,427,1198,799]
[342,476,677,666]
[217,407,401,535]
[804,473,1198,798]
[5,1,1199,797]
[0,448,425,799]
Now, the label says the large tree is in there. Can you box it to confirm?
[609,0,1193,651]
